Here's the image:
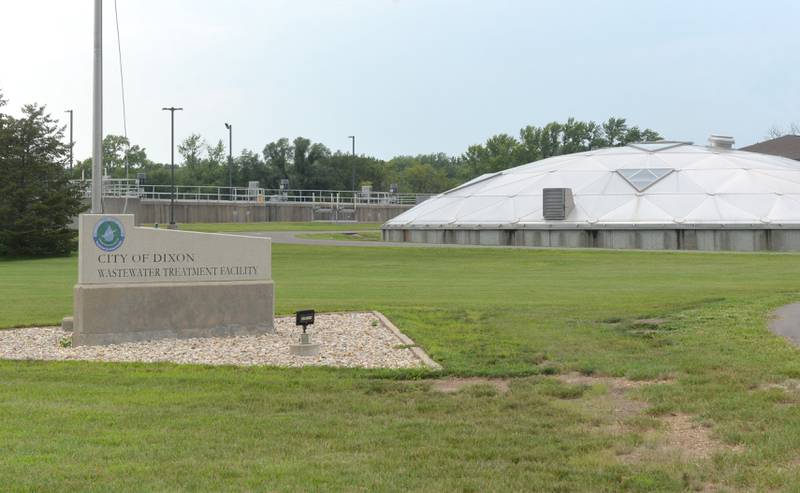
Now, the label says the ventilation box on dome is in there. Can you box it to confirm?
[542,188,574,220]
[708,135,734,150]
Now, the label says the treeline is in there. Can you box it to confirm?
[69,117,661,193]
[0,84,664,257]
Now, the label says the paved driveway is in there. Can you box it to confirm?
[769,303,800,347]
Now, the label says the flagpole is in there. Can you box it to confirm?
[91,0,103,213]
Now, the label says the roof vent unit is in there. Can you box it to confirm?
[542,188,574,220]
[708,135,735,150]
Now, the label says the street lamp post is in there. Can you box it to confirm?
[348,135,355,191]
[64,110,74,170]
[162,106,183,227]
[225,123,232,192]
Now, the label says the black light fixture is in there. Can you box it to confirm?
[296,310,315,344]
[290,309,319,356]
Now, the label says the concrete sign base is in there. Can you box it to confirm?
[72,214,274,346]
[73,281,274,346]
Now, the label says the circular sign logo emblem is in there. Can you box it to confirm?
[93,218,125,252]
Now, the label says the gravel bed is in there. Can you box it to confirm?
[0,312,428,368]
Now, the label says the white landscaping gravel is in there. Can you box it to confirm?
[0,312,428,369]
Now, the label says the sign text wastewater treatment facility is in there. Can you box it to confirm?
[95,251,259,281]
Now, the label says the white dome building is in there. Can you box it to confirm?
[382,137,800,251]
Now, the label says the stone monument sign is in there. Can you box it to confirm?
[72,214,274,346]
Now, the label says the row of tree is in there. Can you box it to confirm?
[69,117,662,194]
[1,86,664,256]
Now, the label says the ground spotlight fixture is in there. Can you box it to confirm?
[296,310,315,325]
[290,309,319,356]
[296,309,315,341]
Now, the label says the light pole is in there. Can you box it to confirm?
[348,135,355,191]
[162,106,183,227]
[64,110,74,170]
[225,123,232,191]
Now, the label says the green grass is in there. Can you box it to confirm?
[150,221,382,233]
[0,255,77,328]
[295,231,381,242]
[3,246,800,490]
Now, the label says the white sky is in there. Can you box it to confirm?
[2,0,799,163]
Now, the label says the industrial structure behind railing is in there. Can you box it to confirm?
[73,179,433,206]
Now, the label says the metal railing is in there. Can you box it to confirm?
[73,179,432,206]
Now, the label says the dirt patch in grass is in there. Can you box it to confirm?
[756,379,800,406]
[623,413,741,463]
[430,377,510,394]
[424,372,735,489]
[557,373,653,426]
[760,379,800,392]
[633,318,668,327]
[555,374,737,463]
[659,413,722,460]
[558,372,673,390]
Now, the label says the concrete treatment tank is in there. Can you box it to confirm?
[382,137,800,251]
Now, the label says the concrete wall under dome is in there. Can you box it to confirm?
[382,228,800,252]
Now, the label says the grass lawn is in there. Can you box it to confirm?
[3,245,800,491]
[295,231,381,242]
[152,221,382,233]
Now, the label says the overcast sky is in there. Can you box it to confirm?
[2,0,799,164]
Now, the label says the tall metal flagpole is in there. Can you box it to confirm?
[91,0,103,213]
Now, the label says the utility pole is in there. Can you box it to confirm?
[91,0,103,213]
[65,110,74,169]
[225,123,233,190]
[162,107,183,227]
[348,135,355,191]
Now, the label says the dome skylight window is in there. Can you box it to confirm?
[627,141,692,152]
[616,168,673,192]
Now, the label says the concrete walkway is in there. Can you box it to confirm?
[769,303,800,346]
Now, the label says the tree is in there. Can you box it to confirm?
[178,134,203,169]
[462,133,519,177]
[400,163,452,193]
[237,149,274,188]
[263,138,293,185]
[766,122,800,139]
[66,117,663,195]
[70,134,151,180]
[460,117,662,181]
[0,92,86,256]
[291,137,330,189]
[175,135,230,186]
